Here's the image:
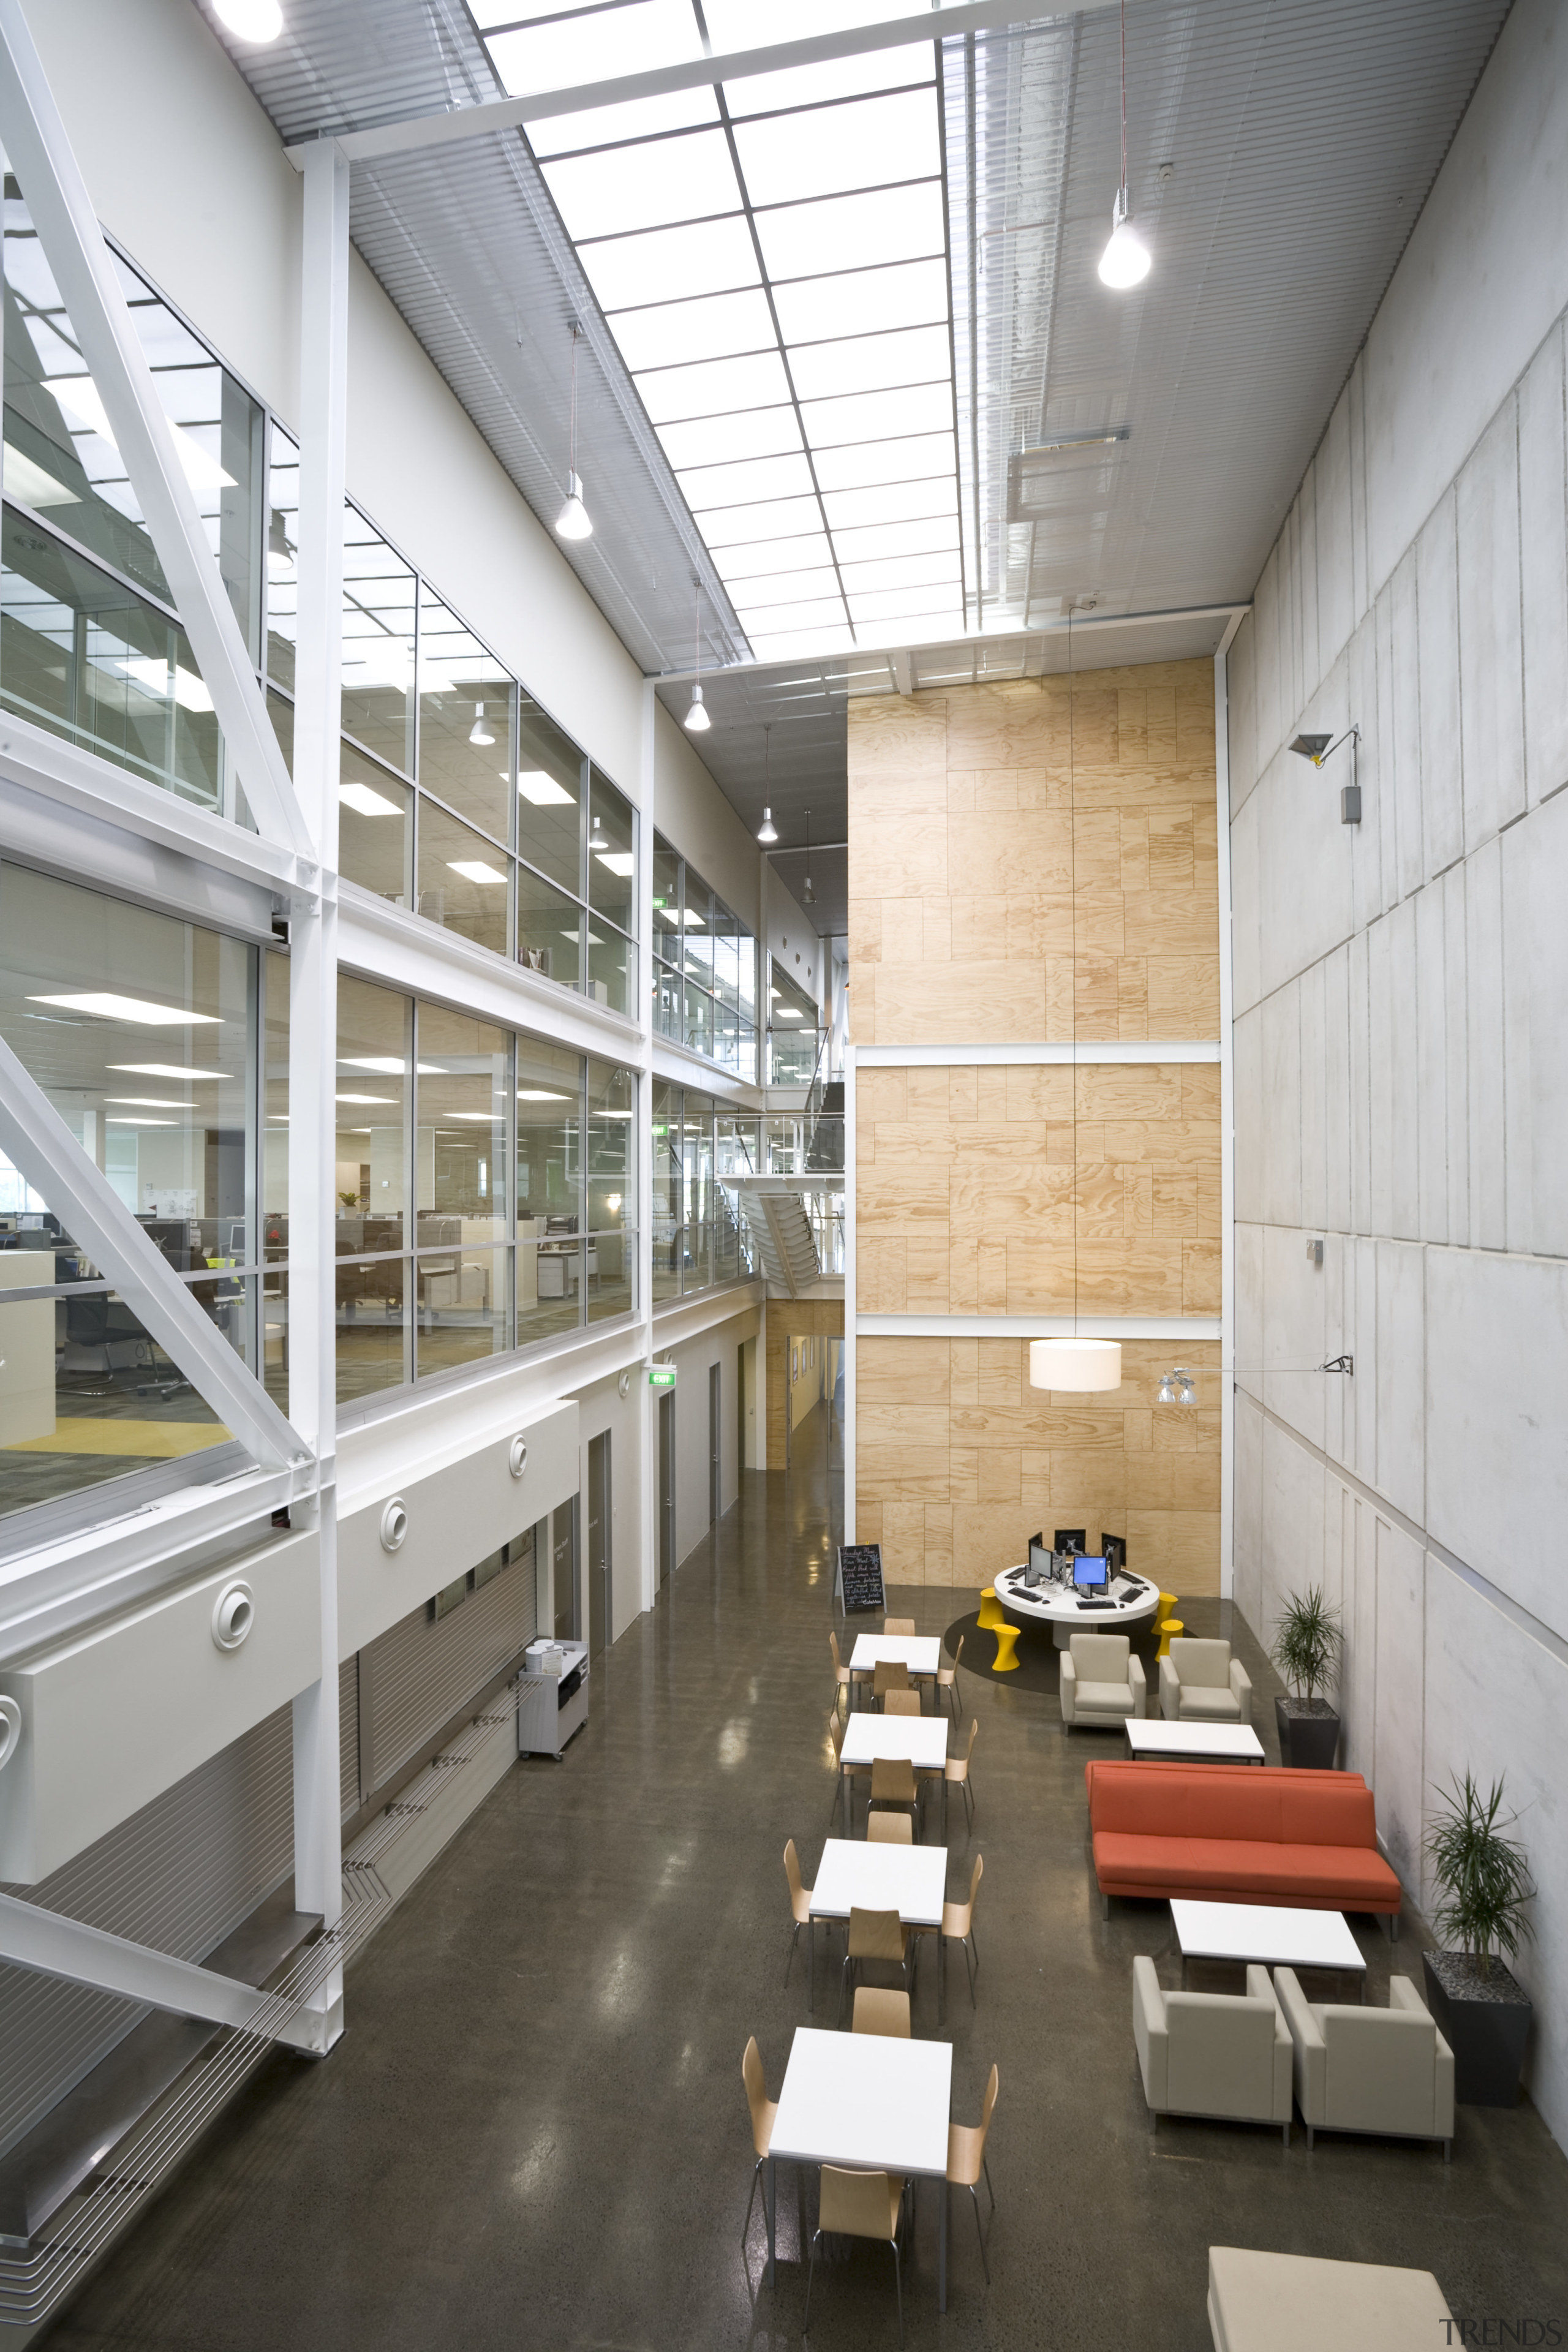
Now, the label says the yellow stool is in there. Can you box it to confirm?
[978,1586,1006,1630]
[1158,1616,1185,1658]
[1154,1593,1179,1656]
[990,1623,1020,1673]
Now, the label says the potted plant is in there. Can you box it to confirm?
[1422,1773,1535,2106]
[1269,1586,1342,1768]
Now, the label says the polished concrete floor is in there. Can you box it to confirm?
[47,1402,1568,2349]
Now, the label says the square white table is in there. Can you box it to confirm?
[1125,1719,1265,1765]
[766,2026,955,2310]
[1171,1899,1366,1997]
[837,1714,950,1838]
[808,1839,948,2015]
[848,1634,943,1703]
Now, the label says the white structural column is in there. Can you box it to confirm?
[636,682,658,1615]
[1214,619,1243,1600]
[288,139,350,2041]
[843,1041,857,1543]
[0,0,311,861]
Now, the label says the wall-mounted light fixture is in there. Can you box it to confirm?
[1289,726,1361,824]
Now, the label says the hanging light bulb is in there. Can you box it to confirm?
[1098,2,1152,290]
[757,723,778,842]
[685,578,710,730]
[214,0,283,39]
[1099,189,1152,288]
[1156,1365,1199,1406]
[554,327,594,541]
[468,701,495,748]
[802,805,815,903]
[589,807,608,850]
[756,805,778,845]
[684,681,711,734]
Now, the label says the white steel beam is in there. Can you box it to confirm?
[289,0,1118,165]
[288,138,349,2037]
[0,1892,325,2055]
[0,1033,307,1477]
[0,0,314,864]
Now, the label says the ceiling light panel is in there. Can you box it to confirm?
[831,516,960,564]
[733,594,849,633]
[731,88,941,209]
[799,382,953,448]
[541,130,741,241]
[822,479,962,531]
[755,182,946,280]
[609,286,775,372]
[839,550,962,595]
[771,257,949,344]
[529,87,720,158]
[789,325,953,404]
[575,216,760,309]
[697,495,827,546]
[848,585,964,626]
[656,406,802,470]
[702,0,904,44]
[715,565,842,606]
[485,0,703,90]
[636,350,791,423]
[815,434,956,492]
[714,532,834,579]
[723,43,933,116]
[679,453,816,510]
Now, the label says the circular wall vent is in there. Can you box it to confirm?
[508,1436,529,1480]
[211,1581,255,1652]
[380,1497,409,1553]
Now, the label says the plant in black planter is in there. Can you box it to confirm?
[1269,1586,1343,1768]
[1422,1772,1535,2107]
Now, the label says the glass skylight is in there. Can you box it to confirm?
[484,0,965,658]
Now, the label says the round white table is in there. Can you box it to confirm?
[991,1562,1163,1648]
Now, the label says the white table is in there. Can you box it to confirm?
[837,1714,949,1837]
[993,1560,1162,1646]
[1171,1899,1366,1997]
[848,1634,942,1705]
[809,1839,948,2015]
[1126,1719,1265,1765]
[767,2026,954,2310]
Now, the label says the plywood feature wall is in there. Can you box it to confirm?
[765,1298,844,1472]
[856,1338,1221,1594]
[847,663,1219,1045]
[857,1060,1220,1317]
[848,662,1223,1594]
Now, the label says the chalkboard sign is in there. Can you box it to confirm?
[835,1544,886,1615]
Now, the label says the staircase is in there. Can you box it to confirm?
[734,1180,820,1296]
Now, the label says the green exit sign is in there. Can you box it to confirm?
[649,1365,677,1390]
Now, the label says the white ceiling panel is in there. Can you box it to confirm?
[813,433,955,492]
[789,323,953,402]
[541,129,739,240]
[754,182,947,281]
[718,564,842,605]
[636,349,792,423]
[656,406,802,470]
[609,286,775,371]
[772,257,949,344]
[486,0,703,89]
[723,43,933,118]
[730,88,941,209]
[821,479,960,530]
[715,532,835,579]
[575,214,760,308]
[798,382,953,448]
[831,516,960,564]
[679,451,817,510]
[528,86,720,157]
[698,495,826,546]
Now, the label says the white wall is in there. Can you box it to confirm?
[1228,0,1568,2151]
[568,1365,646,1643]
[658,1304,756,1571]
[27,0,648,794]
[763,864,828,1019]
[652,704,764,937]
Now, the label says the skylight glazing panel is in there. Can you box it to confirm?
[717,565,840,606]
[485,0,704,92]
[529,86,719,157]
[839,550,961,595]
[799,382,952,448]
[657,407,802,471]
[723,43,933,116]
[831,516,959,564]
[703,0,910,43]
[677,452,815,510]
[743,623,856,660]
[698,495,825,546]
[822,479,960,530]
[635,349,790,423]
[541,130,740,241]
[712,532,834,579]
[813,433,954,492]
[609,287,774,372]
[734,596,848,633]
[847,582,963,624]
[576,216,760,309]
[731,88,940,209]
[788,324,952,402]
[771,257,949,344]
[755,182,946,280]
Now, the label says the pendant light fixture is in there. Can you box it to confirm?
[468,701,495,747]
[554,326,593,541]
[802,806,815,904]
[684,579,711,733]
[589,807,608,854]
[214,0,284,39]
[1030,601,1121,1396]
[1098,0,1152,289]
[756,723,778,843]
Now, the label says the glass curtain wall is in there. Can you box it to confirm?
[652,1084,755,1303]
[0,862,284,1532]
[0,186,636,1014]
[767,957,823,1086]
[651,832,755,1077]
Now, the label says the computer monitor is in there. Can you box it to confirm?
[1101,1532,1126,1575]
[1072,1553,1109,1591]
[1054,1528,1086,1555]
[1027,1533,1049,1585]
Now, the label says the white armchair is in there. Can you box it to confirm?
[1060,1633,1146,1730]
[1159,1637,1252,1725]
[1273,1970,1454,2157]
[1133,1955,1293,2144]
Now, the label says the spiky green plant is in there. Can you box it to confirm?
[1425,1773,1536,1980]
[1268,1586,1343,1706]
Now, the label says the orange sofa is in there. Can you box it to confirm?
[1085,1761,1402,1921]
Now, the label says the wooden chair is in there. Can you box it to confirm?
[914,1853,985,2007]
[873,1660,911,1708]
[853,1986,911,2037]
[829,1629,854,1718]
[883,1616,916,1636]
[783,1838,815,1985]
[805,2166,907,2344]
[741,2036,777,2250]
[935,1633,964,1721]
[946,1718,979,1833]
[867,1811,913,1845]
[838,1904,914,2024]
[946,2064,1000,2282]
[884,1688,921,1717]
[868,1754,919,1839]
[826,1709,860,1829]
